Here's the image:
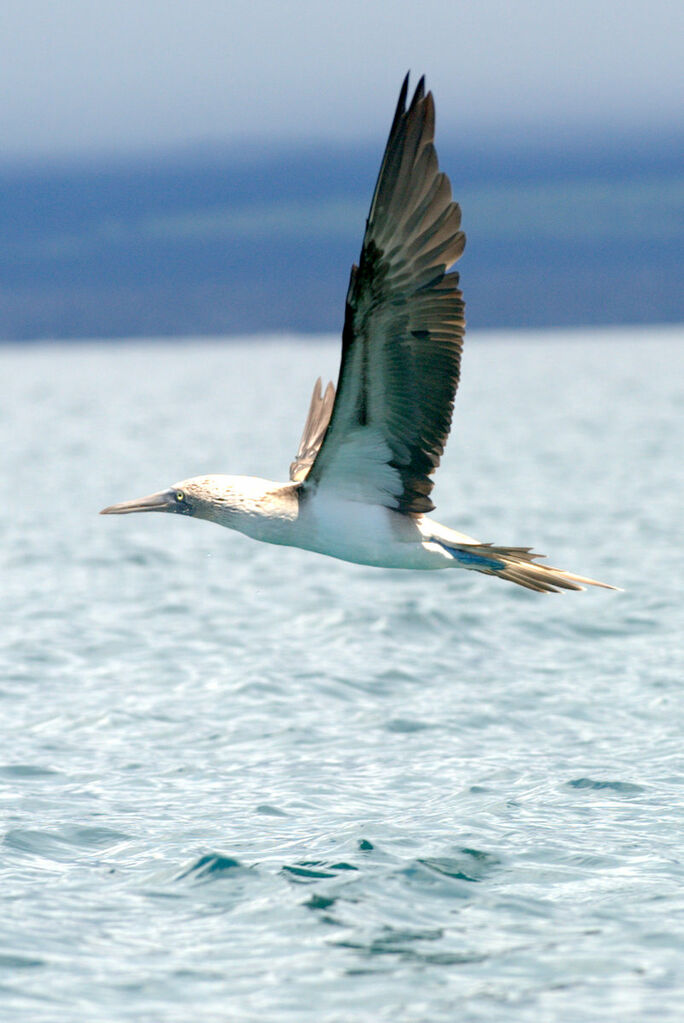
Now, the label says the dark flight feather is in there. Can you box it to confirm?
[299,74,466,514]
[290,377,336,482]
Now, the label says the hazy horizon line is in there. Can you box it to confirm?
[1,120,681,176]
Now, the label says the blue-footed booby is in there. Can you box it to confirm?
[102,75,615,593]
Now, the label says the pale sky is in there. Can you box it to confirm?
[1,0,682,159]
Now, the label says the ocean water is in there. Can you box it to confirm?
[1,325,683,1022]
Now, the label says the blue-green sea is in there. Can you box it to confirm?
[2,325,683,1021]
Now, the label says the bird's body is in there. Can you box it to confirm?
[102,76,615,595]
[172,474,457,570]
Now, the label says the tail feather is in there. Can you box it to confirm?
[440,541,617,594]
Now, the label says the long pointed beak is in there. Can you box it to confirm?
[100,489,176,515]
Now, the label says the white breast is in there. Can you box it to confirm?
[292,491,448,569]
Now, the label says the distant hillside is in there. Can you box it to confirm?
[1,131,682,340]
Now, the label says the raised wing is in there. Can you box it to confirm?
[302,75,466,514]
[290,377,336,482]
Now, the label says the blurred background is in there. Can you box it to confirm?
[1,0,682,341]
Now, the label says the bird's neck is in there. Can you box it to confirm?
[196,475,301,544]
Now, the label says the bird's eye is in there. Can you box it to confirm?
[176,491,185,502]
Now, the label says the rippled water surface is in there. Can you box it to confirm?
[2,327,683,1021]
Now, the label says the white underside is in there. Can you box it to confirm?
[238,486,479,570]
[178,473,611,589]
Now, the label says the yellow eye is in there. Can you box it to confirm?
[176,491,184,502]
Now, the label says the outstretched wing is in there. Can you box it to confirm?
[301,74,466,514]
[290,377,336,482]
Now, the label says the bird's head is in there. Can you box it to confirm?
[100,475,243,524]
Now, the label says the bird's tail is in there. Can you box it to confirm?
[439,541,617,593]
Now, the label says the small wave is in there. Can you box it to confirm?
[255,804,288,817]
[335,925,488,966]
[416,848,501,883]
[385,718,433,733]
[0,953,45,971]
[0,764,58,778]
[567,778,645,794]
[4,826,129,859]
[174,853,249,882]
[281,860,358,883]
[303,893,337,911]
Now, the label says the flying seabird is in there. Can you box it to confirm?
[102,75,615,593]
